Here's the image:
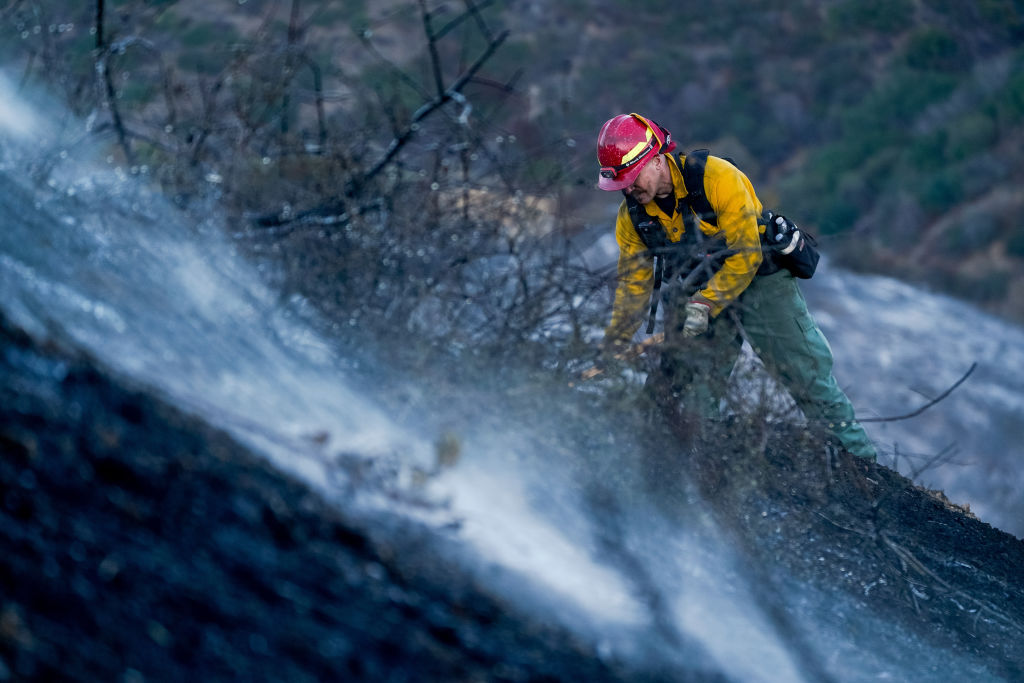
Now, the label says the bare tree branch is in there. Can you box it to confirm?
[434,0,499,41]
[94,0,134,165]
[419,0,446,97]
[861,363,977,423]
[358,27,507,183]
[94,0,105,50]
[255,6,510,228]
[464,0,496,41]
[909,442,960,480]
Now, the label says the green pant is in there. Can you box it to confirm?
[652,270,877,460]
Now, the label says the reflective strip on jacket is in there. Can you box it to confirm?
[605,153,765,344]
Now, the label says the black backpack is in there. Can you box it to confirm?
[626,149,819,332]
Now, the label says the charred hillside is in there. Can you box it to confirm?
[2,304,1023,682]
[679,418,1024,680]
[0,314,680,683]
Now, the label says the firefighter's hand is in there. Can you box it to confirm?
[682,301,711,337]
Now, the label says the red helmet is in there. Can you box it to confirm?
[596,113,676,191]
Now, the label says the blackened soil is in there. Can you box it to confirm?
[0,314,680,683]
[4,307,1023,683]
[677,416,1024,681]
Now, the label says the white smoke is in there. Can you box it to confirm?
[0,72,38,139]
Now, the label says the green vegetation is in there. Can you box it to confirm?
[993,65,1024,124]
[176,21,242,75]
[827,0,914,35]
[781,67,960,232]
[904,27,967,72]
[1007,224,1024,259]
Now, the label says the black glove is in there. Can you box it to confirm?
[765,211,801,254]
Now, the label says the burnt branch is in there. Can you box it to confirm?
[298,53,327,152]
[355,28,509,190]
[419,0,446,97]
[861,363,977,423]
[881,533,1024,634]
[93,0,133,165]
[255,4,509,227]
[94,0,105,49]
[434,0,499,41]
[909,443,957,479]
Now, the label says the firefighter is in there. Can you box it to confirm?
[592,112,876,461]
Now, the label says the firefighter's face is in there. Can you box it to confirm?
[623,155,669,205]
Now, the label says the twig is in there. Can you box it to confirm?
[256,11,509,228]
[909,442,959,480]
[816,511,869,536]
[881,534,1023,633]
[463,0,496,41]
[95,0,105,50]
[433,0,499,41]
[356,28,509,191]
[298,53,327,151]
[861,363,976,423]
[419,0,446,97]
[355,27,431,100]
[93,0,134,166]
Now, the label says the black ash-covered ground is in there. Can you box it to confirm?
[0,314,689,683]
[2,308,1023,682]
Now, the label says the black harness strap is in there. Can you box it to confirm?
[648,254,665,334]
[628,200,669,333]
[680,149,717,226]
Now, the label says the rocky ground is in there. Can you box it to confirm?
[2,306,1023,682]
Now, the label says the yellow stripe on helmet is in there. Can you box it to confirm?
[620,125,653,164]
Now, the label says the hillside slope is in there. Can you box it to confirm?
[0,313,670,682]
[2,314,1023,681]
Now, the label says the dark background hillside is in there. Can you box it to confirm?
[507,0,1024,322]
[490,0,1024,321]
[2,0,1023,323]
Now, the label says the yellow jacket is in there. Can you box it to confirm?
[605,153,765,343]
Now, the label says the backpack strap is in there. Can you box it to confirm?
[680,149,717,227]
[625,196,672,333]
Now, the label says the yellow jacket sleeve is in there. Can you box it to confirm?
[604,202,653,344]
[692,156,764,317]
